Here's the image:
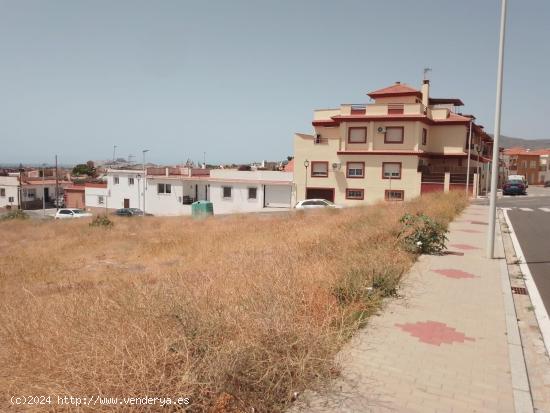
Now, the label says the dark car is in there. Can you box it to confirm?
[114,208,152,217]
[545,181,550,188]
[114,208,134,216]
[502,179,527,196]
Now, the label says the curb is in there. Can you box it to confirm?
[497,211,534,413]
[502,209,550,357]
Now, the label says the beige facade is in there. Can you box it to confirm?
[293,81,493,205]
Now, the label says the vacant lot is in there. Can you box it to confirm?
[0,193,467,412]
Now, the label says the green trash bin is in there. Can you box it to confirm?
[191,201,214,218]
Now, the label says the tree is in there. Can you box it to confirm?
[72,163,96,177]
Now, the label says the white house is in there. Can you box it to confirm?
[0,174,70,210]
[102,168,294,216]
[84,183,109,212]
[0,176,19,209]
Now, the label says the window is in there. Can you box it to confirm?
[248,187,257,199]
[346,162,365,178]
[128,177,134,185]
[388,104,404,114]
[98,196,104,205]
[385,190,404,201]
[311,161,329,177]
[0,188,5,197]
[114,176,120,184]
[26,189,36,199]
[530,160,537,168]
[422,128,428,146]
[348,127,367,144]
[223,186,232,198]
[382,162,401,179]
[8,196,14,203]
[384,127,404,144]
[346,188,364,200]
[157,183,172,194]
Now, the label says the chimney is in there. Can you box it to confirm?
[421,79,430,107]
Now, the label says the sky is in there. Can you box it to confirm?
[0,0,549,165]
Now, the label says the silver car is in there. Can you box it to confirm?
[54,208,93,219]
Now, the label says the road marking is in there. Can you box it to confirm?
[499,207,513,211]
[503,210,550,363]
[519,208,534,212]
[539,207,550,212]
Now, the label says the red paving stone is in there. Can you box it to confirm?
[395,320,475,346]
[457,229,483,233]
[432,269,477,279]
[449,243,480,250]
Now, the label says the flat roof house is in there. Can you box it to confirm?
[103,167,294,216]
[293,80,493,204]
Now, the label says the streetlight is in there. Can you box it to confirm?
[303,160,309,200]
[142,149,149,214]
[112,145,117,166]
[487,0,507,258]
[466,119,473,196]
[136,174,141,211]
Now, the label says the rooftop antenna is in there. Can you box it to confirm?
[423,67,432,81]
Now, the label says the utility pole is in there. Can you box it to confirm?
[487,0,507,258]
[42,163,46,216]
[142,149,149,214]
[55,155,60,211]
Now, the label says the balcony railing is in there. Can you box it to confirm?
[313,135,329,145]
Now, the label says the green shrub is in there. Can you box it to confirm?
[89,214,114,228]
[399,212,448,255]
[0,210,29,221]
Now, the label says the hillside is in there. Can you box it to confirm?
[499,135,550,149]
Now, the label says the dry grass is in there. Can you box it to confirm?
[0,192,467,412]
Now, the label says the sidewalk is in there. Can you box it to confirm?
[292,204,529,413]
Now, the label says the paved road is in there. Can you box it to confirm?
[475,186,550,314]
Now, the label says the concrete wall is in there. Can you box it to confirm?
[85,186,108,210]
[107,170,144,210]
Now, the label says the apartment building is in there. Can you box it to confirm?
[502,148,550,185]
[293,80,493,204]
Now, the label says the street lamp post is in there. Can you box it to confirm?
[466,120,473,196]
[303,160,309,200]
[487,0,507,258]
[142,149,149,214]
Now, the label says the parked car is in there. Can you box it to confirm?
[54,208,93,219]
[507,174,528,188]
[502,179,527,196]
[544,181,550,188]
[295,199,343,209]
[114,208,151,217]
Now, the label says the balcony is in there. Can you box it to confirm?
[340,103,426,116]
[313,135,329,145]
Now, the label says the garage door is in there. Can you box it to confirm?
[306,187,335,202]
[264,185,292,208]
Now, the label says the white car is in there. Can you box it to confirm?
[295,199,343,209]
[54,208,93,219]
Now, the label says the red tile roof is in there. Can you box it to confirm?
[503,147,541,156]
[368,83,422,99]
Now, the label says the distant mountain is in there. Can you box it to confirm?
[498,135,550,149]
